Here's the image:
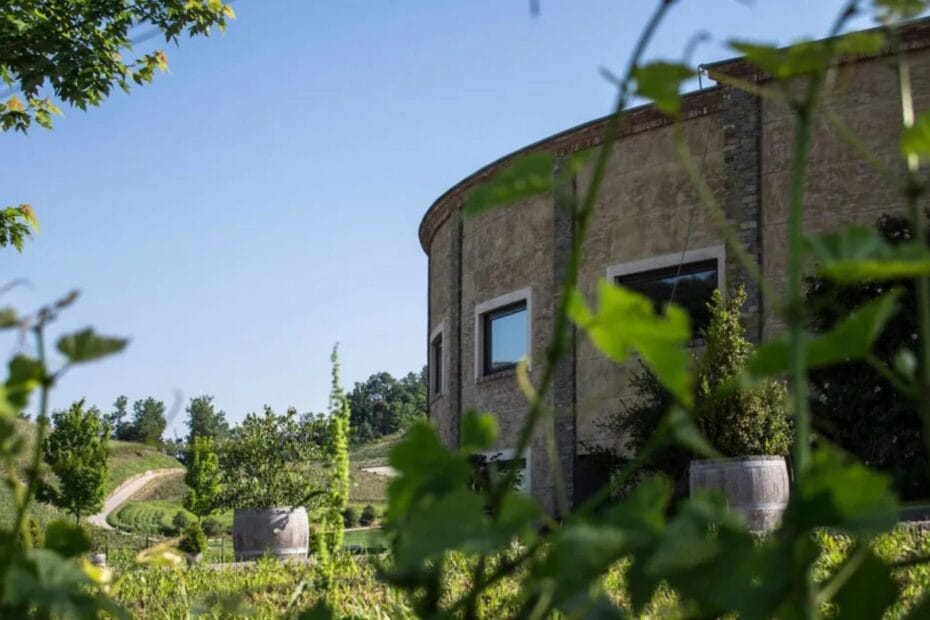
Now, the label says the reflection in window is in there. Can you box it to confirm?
[617,259,718,336]
[483,301,527,374]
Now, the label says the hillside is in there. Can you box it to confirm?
[1,420,182,528]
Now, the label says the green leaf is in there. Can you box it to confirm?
[460,410,498,452]
[832,546,899,620]
[0,307,18,329]
[43,520,91,558]
[748,290,901,377]
[633,61,695,116]
[730,32,883,81]
[463,153,554,216]
[56,329,128,365]
[783,445,898,536]
[806,226,930,282]
[902,110,930,163]
[5,354,46,410]
[568,280,693,406]
[3,550,128,618]
[663,407,720,460]
[875,0,929,20]
[392,488,489,570]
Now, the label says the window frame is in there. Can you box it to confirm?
[474,288,533,380]
[429,321,446,399]
[606,246,725,335]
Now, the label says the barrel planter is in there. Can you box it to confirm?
[231,507,309,561]
[689,456,789,533]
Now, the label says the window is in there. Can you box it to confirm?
[468,449,531,494]
[431,333,443,397]
[475,288,532,379]
[483,301,527,374]
[608,247,724,339]
[429,322,445,398]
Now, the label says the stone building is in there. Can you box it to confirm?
[419,20,930,514]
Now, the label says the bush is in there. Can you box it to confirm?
[806,213,928,499]
[177,521,207,556]
[359,504,377,527]
[171,511,191,532]
[598,286,791,490]
[342,506,359,528]
[201,517,224,538]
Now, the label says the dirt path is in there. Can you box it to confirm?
[88,468,184,530]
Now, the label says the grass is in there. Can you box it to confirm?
[344,527,386,550]
[350,430,406,466]
[109,499,234,535]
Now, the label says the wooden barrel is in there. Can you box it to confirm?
[689,456,789,532]
[231,507,309,561]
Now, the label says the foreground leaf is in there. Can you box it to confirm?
[748,290,901,377]
[464,153,554,216]
[806,226,930,282]
[56,329,128,365]
[568,280,693,406]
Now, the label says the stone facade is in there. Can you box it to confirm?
[421,21,930,513]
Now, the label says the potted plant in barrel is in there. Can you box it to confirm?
[600,286,792,531]
[217,406,324,561]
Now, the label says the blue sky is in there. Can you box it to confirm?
[2,1,879,436]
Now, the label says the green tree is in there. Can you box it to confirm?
[807,214,927,499]
[40,400,110,523]
[104,394,132,440]
[183,436,221,519]
[127,397,167,445]
[217,406,322,510]
[185,394,229,444]
[347,368,426,444]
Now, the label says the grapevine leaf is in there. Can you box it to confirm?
[832,547,899,620]
[806,226,930,281]
[748,290,901,377]
[464,153,554,216]
[633,61,695,116]
[782,446,898,536]
[568,280,693,406]
[56,329,128,365]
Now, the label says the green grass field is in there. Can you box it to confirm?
[109,499,234,535]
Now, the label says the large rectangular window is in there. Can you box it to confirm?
[617,259,718,335]
[431,332,443,397]
[482,301,528,374]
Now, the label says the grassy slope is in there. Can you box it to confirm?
[0,420,182,528]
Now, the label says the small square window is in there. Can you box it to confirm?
[617,259,718,336]
[482,301,528,375]
[431,333,443,397]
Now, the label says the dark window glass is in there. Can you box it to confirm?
[617,259,718,336]
[483,301,528,374]
[431,334,443,396]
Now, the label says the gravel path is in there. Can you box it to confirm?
[88,468,184,530]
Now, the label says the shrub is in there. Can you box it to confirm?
[171,511,191,532]
[359,505,377,527]
[598,286,791,490]
[177,521,207,556]
[342,506,359,528]
[201,517,224,538]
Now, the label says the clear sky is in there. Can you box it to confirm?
[2,1,881,436]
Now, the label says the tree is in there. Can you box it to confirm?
[104,395,132,440]
[40,400,110,523]
[807,214,927,499]
[185,395,229,444]
[347,368,427,444]
[1,0,234,133]
[183,436,221,519]
[217,406,323,510]
[127,397,167,445]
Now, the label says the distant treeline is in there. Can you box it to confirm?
[47,367,427,453]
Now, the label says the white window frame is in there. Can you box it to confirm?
[429,321,447,399]
[478,447,531,494]
[474,287,533,381]
[606,245,726,295]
